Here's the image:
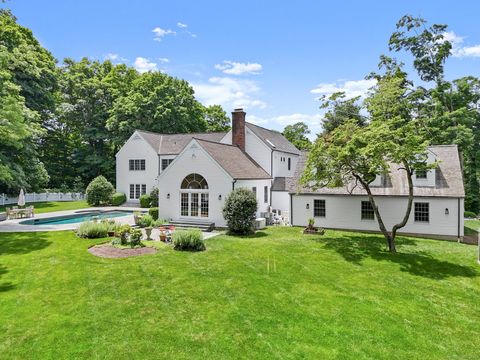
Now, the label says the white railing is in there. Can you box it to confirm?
[0,192,85,206]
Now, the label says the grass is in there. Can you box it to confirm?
[465,219,480,236]
[0,200,89,214]
[0,227,479,359]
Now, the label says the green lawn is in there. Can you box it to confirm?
[0,200,89,214]
[465,219,480,236]
[0,227,479,359]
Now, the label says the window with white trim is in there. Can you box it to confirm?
[414,202,429,222]
[415,169,427,179]
[264,186,268,203]
[252,187,257,196]
[161,158,174,171]
[313,199,326,217]
[129,184,147,199]
[129,159,145,171]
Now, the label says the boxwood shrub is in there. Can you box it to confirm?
[222,188,258,235]
[150,187,159,207]
[148,207,159,220]
[139,194,151,208]
[86,176,115,206]
[112,192,127,206]
[173,229,205,251]
[465,211,477,219]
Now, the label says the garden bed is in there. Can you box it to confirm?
[88,244,157,258]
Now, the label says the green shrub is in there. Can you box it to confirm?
[465,211,477,219]
[118,224,132,244]
[76,221,109,238]
[86,176,115,206]
[111,192,127,206]
[148,207,159,220]
[150,187,159,207]
[129,229,143,246]
[137,214,154,228]
[154,218,167,227]
[222,188,258,235]
[139,194,151,208]
[173,229,205,251]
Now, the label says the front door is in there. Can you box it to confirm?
[180,192,209,218]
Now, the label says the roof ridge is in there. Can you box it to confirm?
[194,137,238,147]
[136,129,226,136]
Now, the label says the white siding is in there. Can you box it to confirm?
[291,195,464,239]
[115,132,159,202]
[245,127,272,175]
[158,140,233,227]
[220,130,232,144]
[271,191,290,213]
[235,179,272,216]
[272,151,299,178]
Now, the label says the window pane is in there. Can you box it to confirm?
[190,193,199,217]
[314,199,325,217]
[140,160,145,170]
[288,158,291,170]
[181,193,189,216]
[129,160,134,171]
[264,186,268,203]
[416,169,427,179]
[129,184,134,199]
[135,184,140,199]
[141,184,146,195]
[361,201,375,220]
[414,202,429,222]
[201,193,209,217]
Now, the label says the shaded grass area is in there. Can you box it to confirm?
[0,200,89,214]
[465,219,480,236]
[0,227,479,359]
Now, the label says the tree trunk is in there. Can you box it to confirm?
[355,175,397,253]
[391,162,414,245]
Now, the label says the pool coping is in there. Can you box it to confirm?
[0,207,144,232]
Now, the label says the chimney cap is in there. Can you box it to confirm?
[233,108,245,112]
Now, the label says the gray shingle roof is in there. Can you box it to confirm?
[246,123,301,155]
[195,139,271,180]
[287,145,465,197]
[137,130,227,155]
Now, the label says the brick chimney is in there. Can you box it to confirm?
[232,108,246,151]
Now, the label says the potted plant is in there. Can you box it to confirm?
[303,218,325,235]
[159,227,167,242]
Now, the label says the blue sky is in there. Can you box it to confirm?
[4,0,480,136]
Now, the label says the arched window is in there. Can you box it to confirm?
[181,173,208,190]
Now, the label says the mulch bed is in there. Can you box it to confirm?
[88,245,157,258]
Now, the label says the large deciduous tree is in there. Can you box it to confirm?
[303,70,433,253]
[320,92,365,135]
[203,104,230,132]
[282,122,312,150]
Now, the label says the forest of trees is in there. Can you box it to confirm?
[0,9,478,213]
[0,9,229,194]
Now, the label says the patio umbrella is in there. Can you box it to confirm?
[18,188,26,207]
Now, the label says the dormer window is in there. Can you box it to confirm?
[415,169,427,179]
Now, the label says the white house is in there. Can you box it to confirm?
[115,109,464,239]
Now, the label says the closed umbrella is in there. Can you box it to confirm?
[18,188,26,207]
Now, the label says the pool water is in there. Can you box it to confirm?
[20,211,133,225]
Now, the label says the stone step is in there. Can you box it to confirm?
[168,220,215,232]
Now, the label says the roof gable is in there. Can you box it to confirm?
[246,122,301,155]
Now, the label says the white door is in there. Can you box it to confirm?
[180,192,209,218]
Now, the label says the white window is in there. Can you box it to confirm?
[129,159,145,171]
[129,184,147,199]
[414,202,429,222]
[161,158,174,171]
[415,169,427,179]
[314,199,326,217]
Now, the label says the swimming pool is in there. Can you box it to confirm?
[19,210,134,225]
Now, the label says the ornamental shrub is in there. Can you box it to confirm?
[86,176,115,206]
[148,207,159,220]
[137,214,154,228]
[150,187,159,207]
[76,221,109,238]
[465,211,477,219]
[112,192,127,206]
[129,229,143,246]
[139,194,151,208]
[173,229,205,251]
[222,188,258,235]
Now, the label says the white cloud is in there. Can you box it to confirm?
[134,57,157,73]
[249,113,323,137]
[158,57,170,63]
[177,22,188,29]
[443,31,480,58]
[310,79,376,99]
[215,61,263,75]
[152,27,176,41]
[192,76,266,110]
[104,53,128,63]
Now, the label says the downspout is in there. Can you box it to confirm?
[232,179,237,191]
[270,150,274,208]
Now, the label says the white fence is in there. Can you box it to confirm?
[0,192,85,206]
